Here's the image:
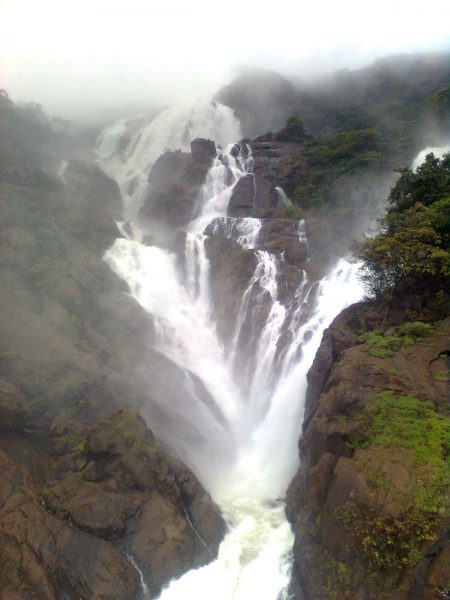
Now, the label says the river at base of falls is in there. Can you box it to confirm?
[98,103,364,599]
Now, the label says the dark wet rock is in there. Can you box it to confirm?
[190,138,216,165]
[0,431,141,600]
[206,235,257,346]
[250,140,307,199]
[257,219,308,265]
[226,169,281,218]
[172,230,188,275]
[139,149,209,235]
[227,174,255,217]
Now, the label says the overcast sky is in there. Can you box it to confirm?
[1,0,449,120]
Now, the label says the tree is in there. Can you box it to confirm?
[388,152,450,211]
[355,153,450,298]
[277,116,306,142]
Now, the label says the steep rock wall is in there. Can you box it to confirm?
[286,298,449,600]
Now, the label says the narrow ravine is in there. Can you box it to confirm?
[97,103,364,599]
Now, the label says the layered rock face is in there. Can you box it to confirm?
[0,399,224,599]
[0,106,226,598]
[286,297,449,600]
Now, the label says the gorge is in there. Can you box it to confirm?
[0,52,449,600]
[96,105,364,599]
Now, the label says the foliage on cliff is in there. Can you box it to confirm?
[293,127,383,208]
[343,391,450,570]
[356,152,450,298]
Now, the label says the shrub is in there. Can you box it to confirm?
[340,391,450,571]
[365,332,403,357]
[284,115,306,141]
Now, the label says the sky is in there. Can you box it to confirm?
[1,0,449,120]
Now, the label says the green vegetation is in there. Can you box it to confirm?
[365,332,404,357]
[339,391,450,571]
[364,321,434,357]
[276,204,305,220]
[434,371,448,382]
[427,85,450,126]
[356,153,450,298]
[389,153,450,211]
[398,320,435,338]
[283,115,306,141]
[294,127,383,208]
[323,557,352,599]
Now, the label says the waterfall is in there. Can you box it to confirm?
[98,103,364,599]
[96,102,242,221]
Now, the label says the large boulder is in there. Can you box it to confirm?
[190,138,216,166]
[43,409,226,597]
[227,174,255,217]
[139,149,210,235]
[206,234,257,347]
[0,430,141,599]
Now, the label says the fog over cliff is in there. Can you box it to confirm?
[1,0,449,121]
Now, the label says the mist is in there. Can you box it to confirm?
[1,0,449,122]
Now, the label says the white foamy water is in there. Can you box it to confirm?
[96,102,242,220]
[99,104,364,599]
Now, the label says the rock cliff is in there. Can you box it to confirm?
[0,96,225,598]
[286,294,449,600]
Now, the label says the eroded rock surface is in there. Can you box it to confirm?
[0,408,224,599]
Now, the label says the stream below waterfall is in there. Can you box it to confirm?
[96,103,364,599]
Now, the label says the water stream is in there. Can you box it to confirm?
[97,102,364,599]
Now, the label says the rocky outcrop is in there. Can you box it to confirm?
[0,407,224,599]
[227,141,302,218]
[250,139,308,200]
[190,138,216,166]
[227,174,256,217]
[257,219,307,263]
[206,235,258,346]
[286,299,450,600]
[0,122,226,598]
[139,140,216,237]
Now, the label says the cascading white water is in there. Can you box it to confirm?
[96,102,242,220]
[98,103,364,599]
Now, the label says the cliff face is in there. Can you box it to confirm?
[0,404,224,599]
[0,96,225,598]
[286,296,449,600]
